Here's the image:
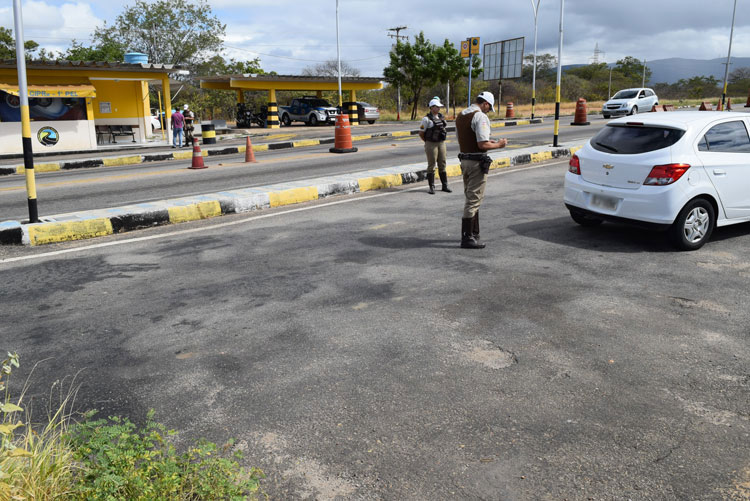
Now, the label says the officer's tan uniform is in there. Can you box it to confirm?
[456,103,492,219]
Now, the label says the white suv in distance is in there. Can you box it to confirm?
[564,111,750,250]
[602,88,658,118]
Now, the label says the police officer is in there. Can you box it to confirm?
[419,97,451,194]
[455,91,507,249]
[182,104,195,147]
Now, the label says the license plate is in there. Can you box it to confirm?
[591,193,618,211]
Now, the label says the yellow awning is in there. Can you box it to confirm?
[0,83,97,98]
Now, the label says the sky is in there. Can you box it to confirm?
[1,0,749,77]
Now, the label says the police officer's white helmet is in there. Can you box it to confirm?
[477,91,495,111]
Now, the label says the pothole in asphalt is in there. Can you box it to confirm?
[454,339,518,369]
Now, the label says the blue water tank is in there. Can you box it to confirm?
[124,52,149,64]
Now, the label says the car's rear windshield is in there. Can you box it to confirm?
[612,90,638,99]
[590,124,685,154]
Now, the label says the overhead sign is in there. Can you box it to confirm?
[483,37,525,80]
[460,40,470,58]
[470,37,480,55]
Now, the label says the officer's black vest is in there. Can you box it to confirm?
[424,113,447,142]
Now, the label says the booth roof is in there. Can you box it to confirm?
[0,59,180,73]
[200,74,383,83]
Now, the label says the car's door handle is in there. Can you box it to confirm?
[713,169,727,176]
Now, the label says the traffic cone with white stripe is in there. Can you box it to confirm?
[245,136,257,163]
[188,137,206,169]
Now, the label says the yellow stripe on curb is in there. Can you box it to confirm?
[530,151,553,163]
[168,201,222,224]
[358,174,403,191]
[445,164,462,177]
[173,151,193,160]
[27,218,114,245]
[253,144,269,152]
[391,131,411,137]
[490,158,511,170]
[350,135,371,142]
[103,156,142,167]
[268,186,319,207]
[15,163,61,174]
[292,139,321,148]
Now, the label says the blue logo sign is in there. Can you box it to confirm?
[37,126,59,146]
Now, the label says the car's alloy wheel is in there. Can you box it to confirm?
[669,199,715,251]
[629,106,638,115]
[309,115,318,126]
[569,210,603,227]
[281,114,291,126]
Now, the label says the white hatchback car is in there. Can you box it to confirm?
[564,111,750,250]
[602,88,658,118]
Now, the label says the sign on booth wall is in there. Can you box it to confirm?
[37,126,60,147]
[99,101,112,114]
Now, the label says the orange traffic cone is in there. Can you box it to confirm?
[744,89,750,107]
[717,98,723,111]
[570,98,590,125]
[245,136,257,163]
[329,113,357,153]
[188,137,206,169]
[505,102,515,118]
[727,97,732,111]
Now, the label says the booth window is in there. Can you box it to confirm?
[0,90,88,122]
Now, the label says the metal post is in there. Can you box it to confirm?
[467,53,473,107]
[13,0,37,223]
[530,0,541,119]
[641,59,646,88]
[608,66,612,99]
[446,82,450,118]
[722,0,738,110]
[553,0,564,147]
[397,85,401,120]
[335,0,342,107]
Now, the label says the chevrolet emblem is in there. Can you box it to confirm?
[603,163,614,170]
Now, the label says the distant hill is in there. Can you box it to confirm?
[562,57,750,84]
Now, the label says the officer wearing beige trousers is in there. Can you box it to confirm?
[419,97,451,194]
[455,91,507,249]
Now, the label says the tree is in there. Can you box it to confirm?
[302,60,360,78]
[91,0,225,67]
[615,56,652,87]
[61,39,126,62]
[383,32,441,120]
[0,27,43,60]
[433,39,481,116]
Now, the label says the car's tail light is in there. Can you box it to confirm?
[644,163,690,185]
[568,154,581,175]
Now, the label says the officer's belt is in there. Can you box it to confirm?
[458,152,488,161]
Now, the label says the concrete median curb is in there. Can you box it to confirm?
[1,140,579,246]
[0,119,544,176]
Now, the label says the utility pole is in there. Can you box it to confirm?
[721,0,738,110]
[530,0,541,119]
[13,0,38,223]
[553,0,564,147]
[388,26,408,120]
[641,59,646,88]
[336,0,342,106]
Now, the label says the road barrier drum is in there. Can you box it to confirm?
[505,102,515,119]
[570,98,590,125]
[329,113,357,154]
[202,123,216,145]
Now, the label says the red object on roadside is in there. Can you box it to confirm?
[570,98,590,125]
[245,136,257,163]
[329,113,358,154]
[505,102,515,119]
[188,137,206,169]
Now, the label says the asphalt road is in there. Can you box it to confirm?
[0,119,607,221]
[2,160,748,500]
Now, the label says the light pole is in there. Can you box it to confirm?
[335,0,342,107]
[530,0,541,119]
[721,0,738,110]
[641,58,646,88]
[553,0,564,147]
[13,0,38,223]
[608,65,612,99]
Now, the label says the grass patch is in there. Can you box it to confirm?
[0,353,263,500]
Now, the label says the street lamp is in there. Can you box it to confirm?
[721,0,738,109]
[553,0,564,147]
[335,0,342,107]
[530,0,541,119]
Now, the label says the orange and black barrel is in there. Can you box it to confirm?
[571,98,590,126]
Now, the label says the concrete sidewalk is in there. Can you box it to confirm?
[0,118,544,176]
[0,140,580,246]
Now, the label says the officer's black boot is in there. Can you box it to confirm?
[461,218,485,249]
[427,173,435,194]
[439,171,452,192]
[473,210,480,242]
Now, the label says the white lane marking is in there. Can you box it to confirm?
[0,160,567,265]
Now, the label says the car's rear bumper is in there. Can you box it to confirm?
[563,171,686,226]
[565,204,671,230]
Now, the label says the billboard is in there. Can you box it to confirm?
[483,37,524,80]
